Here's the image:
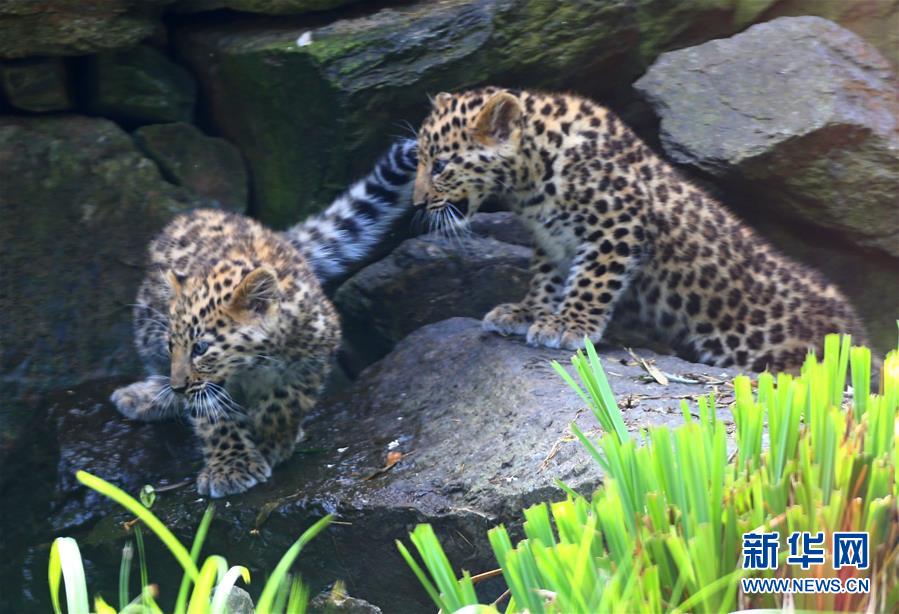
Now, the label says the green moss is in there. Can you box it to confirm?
[176,0,769,227]
[84,45,197,124]
[0,116,200,394]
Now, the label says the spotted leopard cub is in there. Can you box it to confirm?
[111,140,417,497]
[414,88,868,371]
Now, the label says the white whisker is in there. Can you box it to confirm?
[206,382,245,417]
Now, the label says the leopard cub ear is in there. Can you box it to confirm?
[165,270,186,297]
[433,92,453,109]
[472,91,523,143]
[228,267,280,319]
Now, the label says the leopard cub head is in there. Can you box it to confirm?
[414,88,526,226]
[165,262,281,410]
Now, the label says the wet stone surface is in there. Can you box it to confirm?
[0,318,741,611]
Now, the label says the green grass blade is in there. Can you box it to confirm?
[584,340,629,444]
[49,537,89,614]
[396,539,450,613]
[407,523,476,610]
[188,555,228,614]
[119,541,133,611]
[76,471,198,581]
[285,575,309,614]
[271,573,292,614]
[175,504,216,614]
[134,526,150,610]
[256,515,331,613]
[94,596,117,614]
[210,566,251,614]
[48,539,63,614]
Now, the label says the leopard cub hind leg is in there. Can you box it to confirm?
[248,384,314,468]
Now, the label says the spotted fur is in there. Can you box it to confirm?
[414,88,868,371]
[111,140,417,498]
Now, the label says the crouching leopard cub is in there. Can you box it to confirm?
[111,140,417,497]
[413,88,868,371]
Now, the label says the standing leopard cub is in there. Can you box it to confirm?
[413,88,867,371]
[111,140,417,497]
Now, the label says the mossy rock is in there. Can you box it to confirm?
[175,0,360,14]
[0,115,203,396]
[135,122,248,211]
[0,0,172,59]
[0,58,73,112]
[83,45,197,124]
[175,0,763,228]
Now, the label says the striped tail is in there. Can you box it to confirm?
[285,139,418,283]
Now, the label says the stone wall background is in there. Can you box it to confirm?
[0,3,897,610]
[1,0,897,399]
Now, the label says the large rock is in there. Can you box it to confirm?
[0,318,741,611]
[635,16,899,257]
[175,0,359,14]
[0,116,203,397]
[135,122,248,210]
[174,0,772,227]
[761,0,899,71]
[467,210,533,247]
[83,45,197,124]
[0,58,73,112]
[54,383,199,531]
[0,1,172,59]
[334,217,533,368]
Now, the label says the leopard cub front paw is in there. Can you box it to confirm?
[483,302,535,336]
[196,448,272,498]
[111,379,175,421]
[526,315,596,351]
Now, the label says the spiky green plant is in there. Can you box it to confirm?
[400,334,899,612]
[48,471,331,614]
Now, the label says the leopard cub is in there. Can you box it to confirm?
[413,88,868,372]
[112,140,417,497]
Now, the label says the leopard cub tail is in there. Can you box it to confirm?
[286,139,418,283]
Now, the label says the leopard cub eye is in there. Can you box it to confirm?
[192,341,209,357]
[431,159,447,175]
